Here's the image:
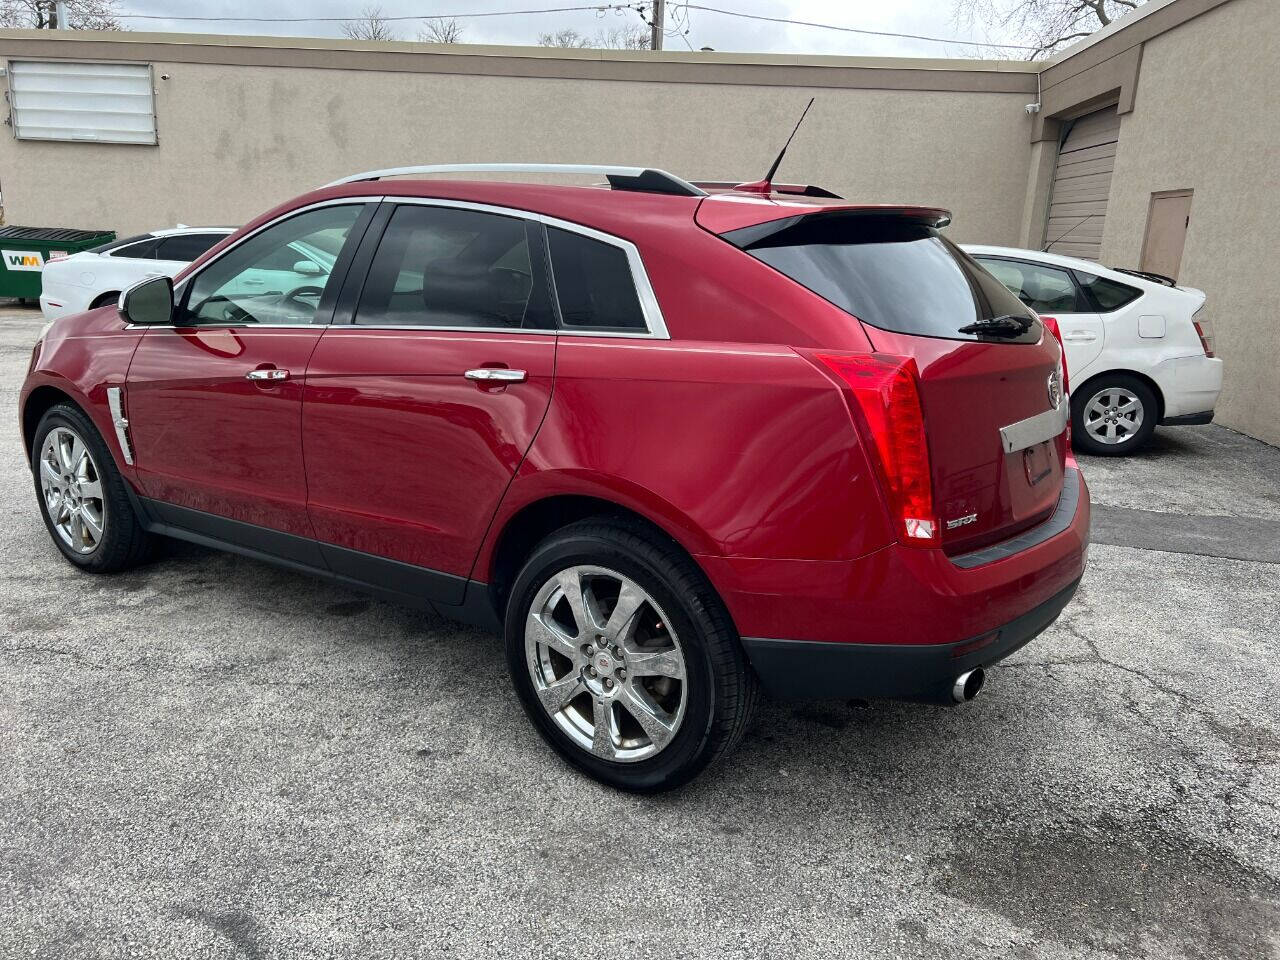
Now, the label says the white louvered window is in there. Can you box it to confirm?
[7,60,156,145]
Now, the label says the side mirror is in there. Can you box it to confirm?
[293,260,323,277]
[119,275,174,325]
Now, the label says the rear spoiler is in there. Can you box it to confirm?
[691,180,844,200]
[1113,267,1177,287]
[715,206,953,247]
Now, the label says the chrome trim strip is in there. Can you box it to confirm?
[951,467,1082,569]
[106,386,134,466]
[999,401,1070,454]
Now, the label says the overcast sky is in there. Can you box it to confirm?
[110,1,1033,59]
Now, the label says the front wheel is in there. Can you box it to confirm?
[1072,375,1158,456]
[31,403,152,572]
[505,519,758,792]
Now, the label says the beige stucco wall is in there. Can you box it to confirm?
[1099,0,1280,445]
[0,43,1037,246]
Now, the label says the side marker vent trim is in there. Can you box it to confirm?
[106,386,134,466]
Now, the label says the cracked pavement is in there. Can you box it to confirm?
[1,304,1277,959]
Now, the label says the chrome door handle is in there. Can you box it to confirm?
[465,368,526,383]
[1063,332,1097,342]
[246,368,289,381]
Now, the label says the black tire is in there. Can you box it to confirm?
[89,291,120,310]
[505,518,759,792]
[31,403,152,573]
[1071,373,1158,456]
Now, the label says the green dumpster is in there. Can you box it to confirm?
[0,225,116,302]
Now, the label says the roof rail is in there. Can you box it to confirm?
[322,163,707,197]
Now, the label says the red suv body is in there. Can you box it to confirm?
[20,166,1088,790]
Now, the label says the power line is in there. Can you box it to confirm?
[110,4,633,24]
[678,4,1039,52]
[108,1,1039,53]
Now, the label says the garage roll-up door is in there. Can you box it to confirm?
[1043,106,1119,262]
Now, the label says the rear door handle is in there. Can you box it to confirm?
[246,368,290,381]
[1063,332,1097,342]
[465,368,526,383]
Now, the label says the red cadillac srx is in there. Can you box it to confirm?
[19,164,1088,791]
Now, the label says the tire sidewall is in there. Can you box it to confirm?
[504,530,719,792]
[1071,375,1157,456]
[31,405,123,571]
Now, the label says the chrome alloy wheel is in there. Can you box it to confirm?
[1083,386,1145,446]
[525,565,687,763]
[39,426,106,554]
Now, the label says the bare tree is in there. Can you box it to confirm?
[418,16,463,43]
[340,5,399,42]
[537,24,651,50]
[955,0,1147,58]
[1,0,124,30]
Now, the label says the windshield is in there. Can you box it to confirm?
[727,214,1039,343]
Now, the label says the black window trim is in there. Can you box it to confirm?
[973,253,1092,315]
[142,198,379,329]
[330,196,670,339]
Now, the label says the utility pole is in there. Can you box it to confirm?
[650,0,664,51]
[51,1,70,28]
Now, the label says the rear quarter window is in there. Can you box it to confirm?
[1076,272,1141,311]
[547,227,647,332]
[728,214,1035,342]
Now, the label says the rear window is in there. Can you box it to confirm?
[87,233,150,255]
[107,238,159,259]
[727,214,1036,342]
[156,232,225,262]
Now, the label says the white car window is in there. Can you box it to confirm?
[976,257,1085,314]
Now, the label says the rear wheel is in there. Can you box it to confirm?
[32,403,152,572]
[89,291,120,310]
[1072,374,1157,455]
[505,519,758,792]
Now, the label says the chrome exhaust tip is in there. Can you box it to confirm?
[951,667,986,704]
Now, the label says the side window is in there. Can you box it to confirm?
[180,205,362,326]
[1076,272,1141,311]
[976,258,1085,314]
[354,204,541,329]
[155,233,225,263]
[109,238,158,260]
[547,227,647,331]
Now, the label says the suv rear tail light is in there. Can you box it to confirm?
[1193,308,1215,357]
[815,353,938,548]
[1039,315,1069,393]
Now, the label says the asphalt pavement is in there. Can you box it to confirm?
[2,304,1277,959]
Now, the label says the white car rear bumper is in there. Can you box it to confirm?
[1152,354,1223,420]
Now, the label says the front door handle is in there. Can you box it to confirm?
[465,368,526,383]
[246,368,290,381]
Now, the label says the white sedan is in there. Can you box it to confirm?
[963,244,1223,455]
[39,227,233,320]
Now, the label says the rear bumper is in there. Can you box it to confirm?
[743,576,1081,702]
[699,467,1090,696]
[1152,354,1222,419]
